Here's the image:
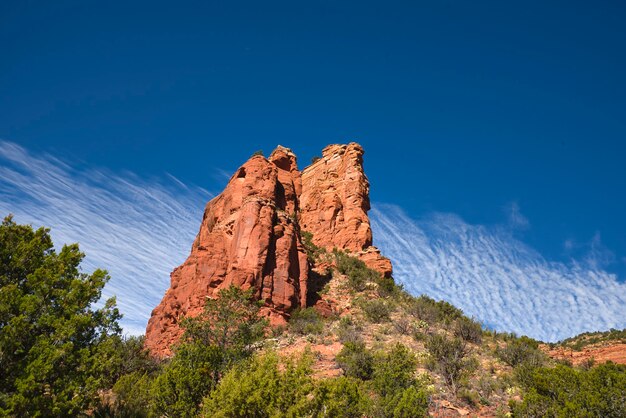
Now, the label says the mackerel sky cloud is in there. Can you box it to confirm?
[1,141,625,341]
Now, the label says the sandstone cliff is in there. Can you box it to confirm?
[146,143,390,356]
[300,144,392,277]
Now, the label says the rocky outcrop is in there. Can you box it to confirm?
[300,143,392,277]
[546,342,626,366]
[146,143,391,356]
[145,149,309,357]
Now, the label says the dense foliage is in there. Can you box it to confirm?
[511,363,626,417]
[0,215,122,416]
[111,286,267,418]
[3,221,625,416]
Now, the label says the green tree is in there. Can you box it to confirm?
[181,285,266,378]
[0,215,122,416]
[150,285,267,417]
[511,363,626,418]
[150,344,222,418]
[201,351,315,418]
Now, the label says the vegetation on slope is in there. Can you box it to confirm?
[552,328,626,351]
[1,219,625,417]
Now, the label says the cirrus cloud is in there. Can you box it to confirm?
[370,205,626,342]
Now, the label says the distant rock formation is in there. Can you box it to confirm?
[145,143,391,357]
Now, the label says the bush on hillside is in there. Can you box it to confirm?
[312,377,369,418]
[511,363,626,418]
[425,334,470,391]
[334,250,380,291]
[405,294,464,325]
[496,336,543,368]
[201,352,315,417]
[393,317,414,335]
[454,316,483,344]
[372,343,418,397]
[289,307,325,335]
[360,298,392,323]
[375,275,399,298]
[336,341,375,380]
[371,343,429,417]
[337,316,363,344]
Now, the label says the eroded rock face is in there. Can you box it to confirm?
[146,143,391,356]
[145,149,308,357]
[300,143,392,277]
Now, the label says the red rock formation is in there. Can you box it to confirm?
[300,143,392,277]
[145,148,308,357]
[545,342,626,366]
[146,143,391,356]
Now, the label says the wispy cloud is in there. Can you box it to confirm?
[2,141,624,341]
[370,205,626,342]
[0,141,210,335]
[505,201,530,230]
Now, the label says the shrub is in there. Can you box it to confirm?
[370,344,429,417]
[108,371,155,417]
[334,250,380,291]
[336,341,375,380]
[477,374,501,400]
[251,150,264,157]
[496,336,543,368]
[337,316,363,344]
[405,296,439,323]
[201,352,315,417]
[405,294,464,324]
[312,377,369,418]
[360,299,392,323]
[301,231,324,264]
[151,345,223,418]
[372,343,418,397]
[385,386,429,418]
[459,388,481,407]
[433,298,464,323]
[454,316,483,344]
[425,334,470,391]
[375,275,398,298]
[510,363,626,418]
[289,307,324,335]
[393,317,414,335]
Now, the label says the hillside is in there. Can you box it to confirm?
[101,241,625,417]
[1,143,625,417]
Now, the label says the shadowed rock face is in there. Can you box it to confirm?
[145,143,390,357]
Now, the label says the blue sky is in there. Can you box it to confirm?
[1,1,625,340]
